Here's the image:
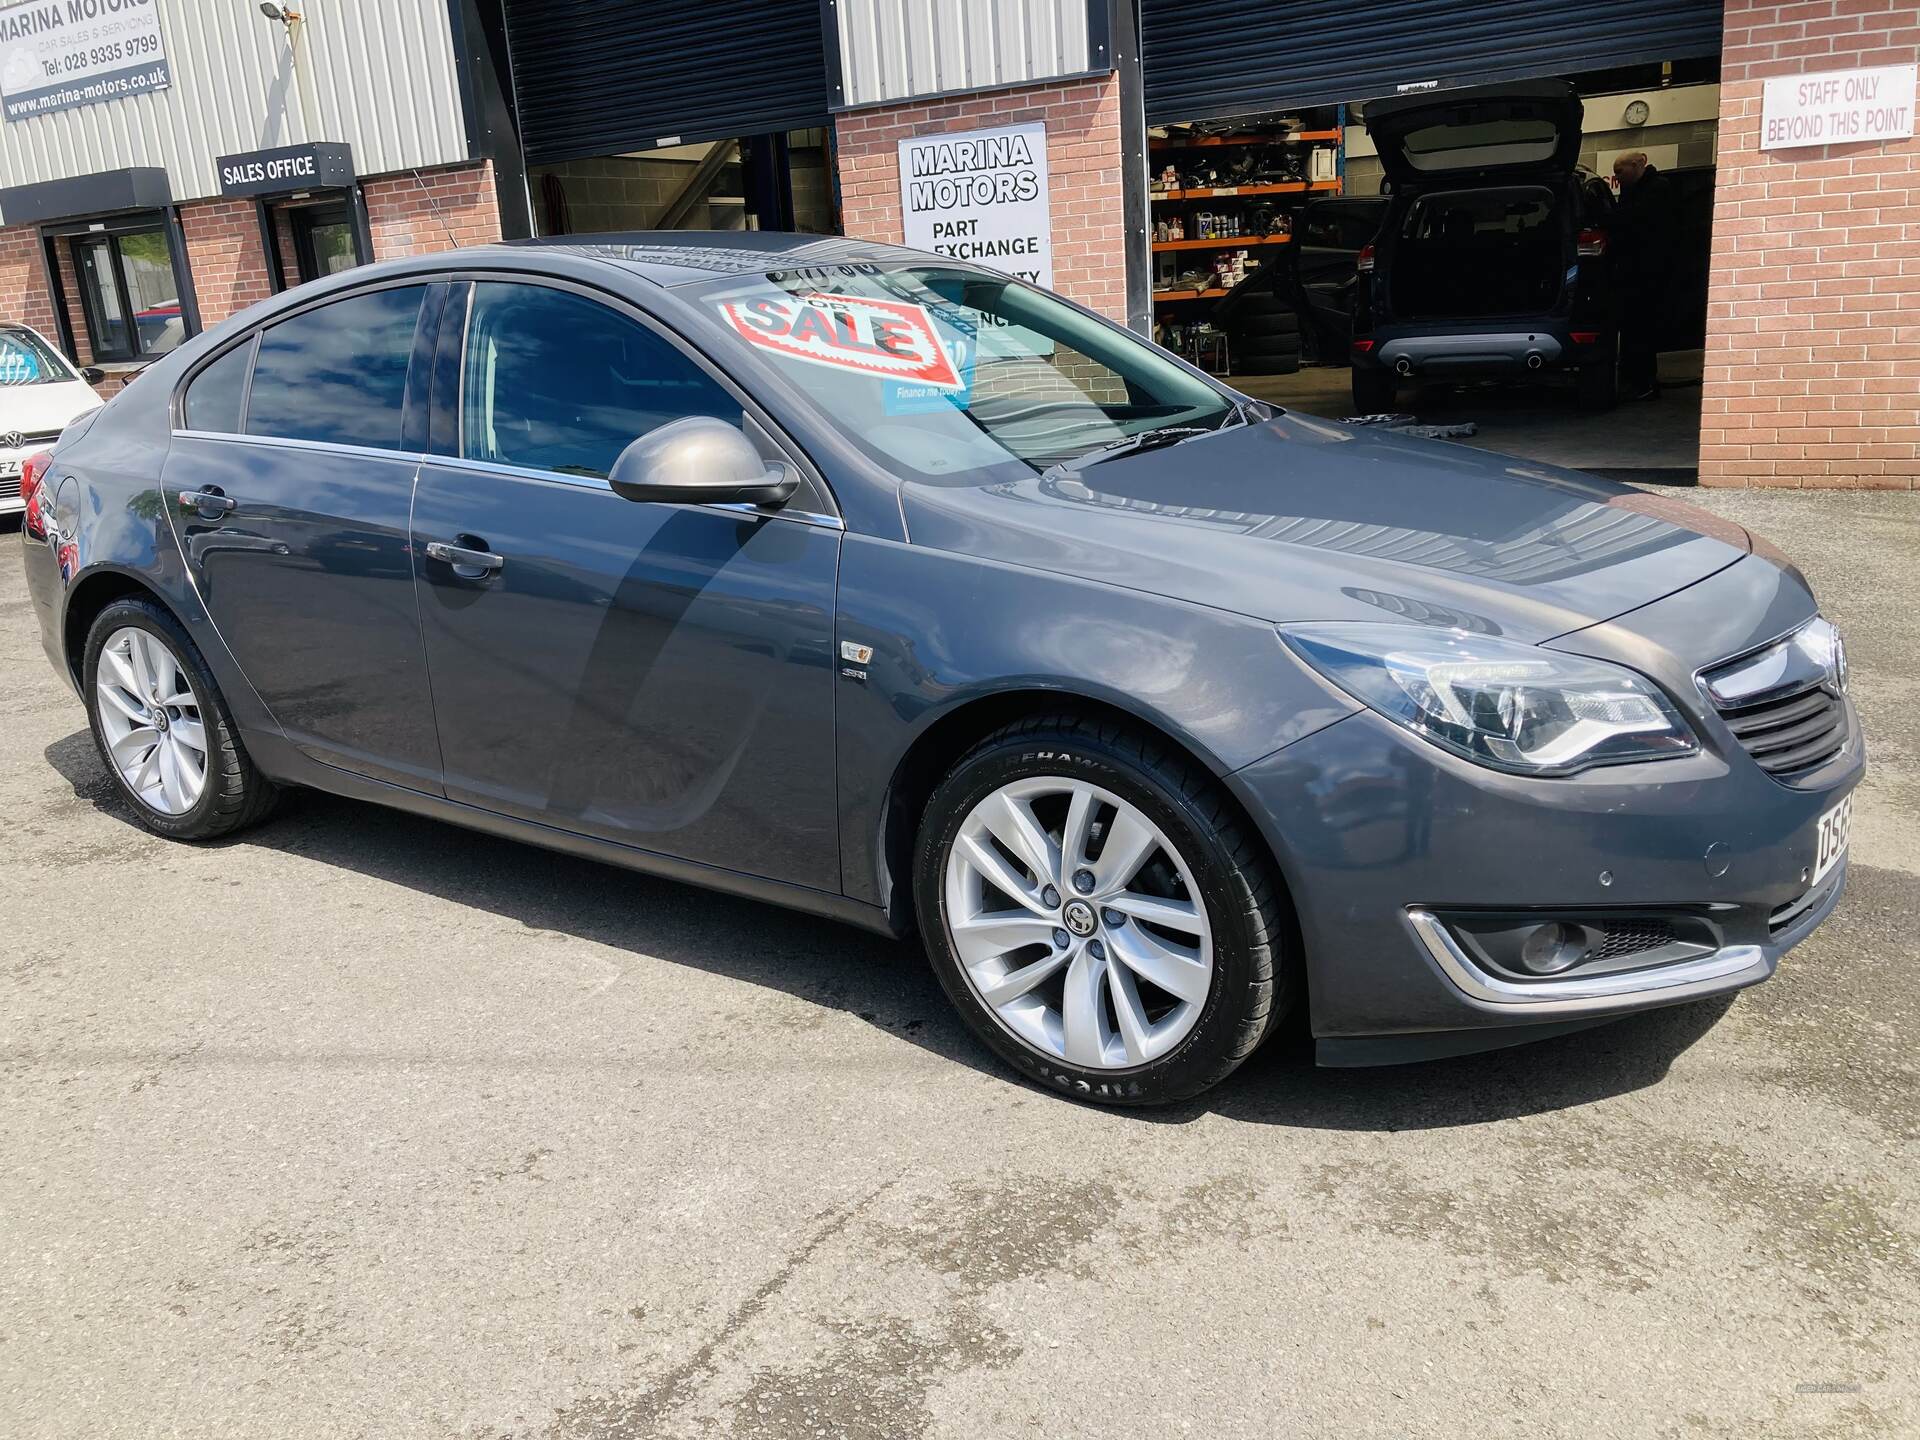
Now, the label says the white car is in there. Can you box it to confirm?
[2,323,104,517]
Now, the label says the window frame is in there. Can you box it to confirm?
[169,274,447,458]
[60,215,189,363]
[431,269,840,527]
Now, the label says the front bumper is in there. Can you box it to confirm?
[1226,677,1862,1065]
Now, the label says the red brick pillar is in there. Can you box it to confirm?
[835,75,1128,323]
[181,199,274,327]
[0,224,58,339]
[1702,1,1920,489]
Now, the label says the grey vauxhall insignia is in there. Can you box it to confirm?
[19,234,1860,1104]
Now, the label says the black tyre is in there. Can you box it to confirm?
[83,597,277,840]
[1236,335,1303,361]
[1234,354,1301,377]
[1236,310,1302,339]
[914,713,1296,1106]
[1351,367,1397,413]
[1575,338,1619,413]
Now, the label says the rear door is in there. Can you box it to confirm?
[410,276,842,890]
[165,280,446,791]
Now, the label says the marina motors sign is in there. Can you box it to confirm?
[899,120,1053,288]
[0,0,170,122]
[1762,63,1916,150]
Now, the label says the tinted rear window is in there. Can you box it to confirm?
[183,337,253,433]
[246,286,426,450]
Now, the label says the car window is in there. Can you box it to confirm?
[246,285,427,450]
[1300,213,1338,247]
[182,337,253,433]
[0,327,75,386]
[459,282,741,478]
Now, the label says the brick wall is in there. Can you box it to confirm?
[363,161,502,259]
[1701,0,1920,489]
[835,75,1127,322]
[0,224,57,342]
[182,198,272,326]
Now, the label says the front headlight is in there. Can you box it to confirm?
[1282,623,1698,775]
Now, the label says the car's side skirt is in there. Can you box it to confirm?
[243,730,906,940]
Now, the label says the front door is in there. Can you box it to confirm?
[166,281,445,790]
[411,279,840,890]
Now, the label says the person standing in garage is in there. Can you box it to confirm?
[1611,151,1678,401]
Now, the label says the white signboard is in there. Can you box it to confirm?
[1761,64,1915,150]
[0,0,171,122]
[899,120,1053,288]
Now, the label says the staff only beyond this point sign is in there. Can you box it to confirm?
[899,120,1053,288]
[1762,63,1916,150]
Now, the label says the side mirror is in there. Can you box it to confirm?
[607,416,799,508]
[80,365,106,385]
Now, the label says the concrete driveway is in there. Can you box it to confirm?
[3,488,1915,1439]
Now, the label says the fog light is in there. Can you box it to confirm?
[1518,922,1587,975]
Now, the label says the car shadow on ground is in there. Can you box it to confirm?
[47,727,1733,1133]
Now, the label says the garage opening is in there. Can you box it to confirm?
[1142,58,1721,483]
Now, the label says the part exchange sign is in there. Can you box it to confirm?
[1762,63,1916,150]
[0,0,169,122]
[899,120,1053,288]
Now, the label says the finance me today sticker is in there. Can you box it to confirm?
[720,293,964,389]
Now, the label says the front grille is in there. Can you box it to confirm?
[1589,918,1678,962]
[3,429,62,451]
[0,474,20,501]
[1717,683,1847,778]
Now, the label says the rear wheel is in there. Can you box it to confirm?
[914,714,1294,1106]
[1351,366,1397,413]
[83,598,277,840]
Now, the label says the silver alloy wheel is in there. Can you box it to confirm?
[95,626,209,817]
[942,776,1214,1069]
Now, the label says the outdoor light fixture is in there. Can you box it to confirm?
[258,2,303,24]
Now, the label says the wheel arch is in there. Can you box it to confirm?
[61,566,174,686]
[874,686,1290,946]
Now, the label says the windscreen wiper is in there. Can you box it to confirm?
[1038,425,1218,484]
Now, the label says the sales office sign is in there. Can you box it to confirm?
[0,0,170,122]
[900,120,1053,288]
[216,141,356,199]
[1762,63,1916,150]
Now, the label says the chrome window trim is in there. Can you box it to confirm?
[1406,908,1769,1014]
[172,429,426,465]
[167,430,844,531]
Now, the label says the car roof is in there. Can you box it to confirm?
[496,231,940,287]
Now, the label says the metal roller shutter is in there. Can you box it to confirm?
[504,0,830,165]
[1141,0,1723,125]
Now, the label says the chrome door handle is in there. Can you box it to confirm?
[177,489,236,517]
[425,540,505,578]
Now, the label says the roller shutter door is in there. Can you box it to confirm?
[504,0,830,165]
[1141,0,1722,125]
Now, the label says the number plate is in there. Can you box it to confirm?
[1811,795,1852,888]
[0,459,20,478]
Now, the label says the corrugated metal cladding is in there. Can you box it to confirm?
[1140,0,1723,124]
[831,0,1099,109]
[0,0,469,202]
[504,0,828,165]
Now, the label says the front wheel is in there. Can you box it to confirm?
[914,715,1295,1106]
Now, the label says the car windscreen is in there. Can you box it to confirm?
[0,327,76,387]
[683,264,1234,484]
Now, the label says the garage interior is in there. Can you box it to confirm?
[1137,0,1724,481]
